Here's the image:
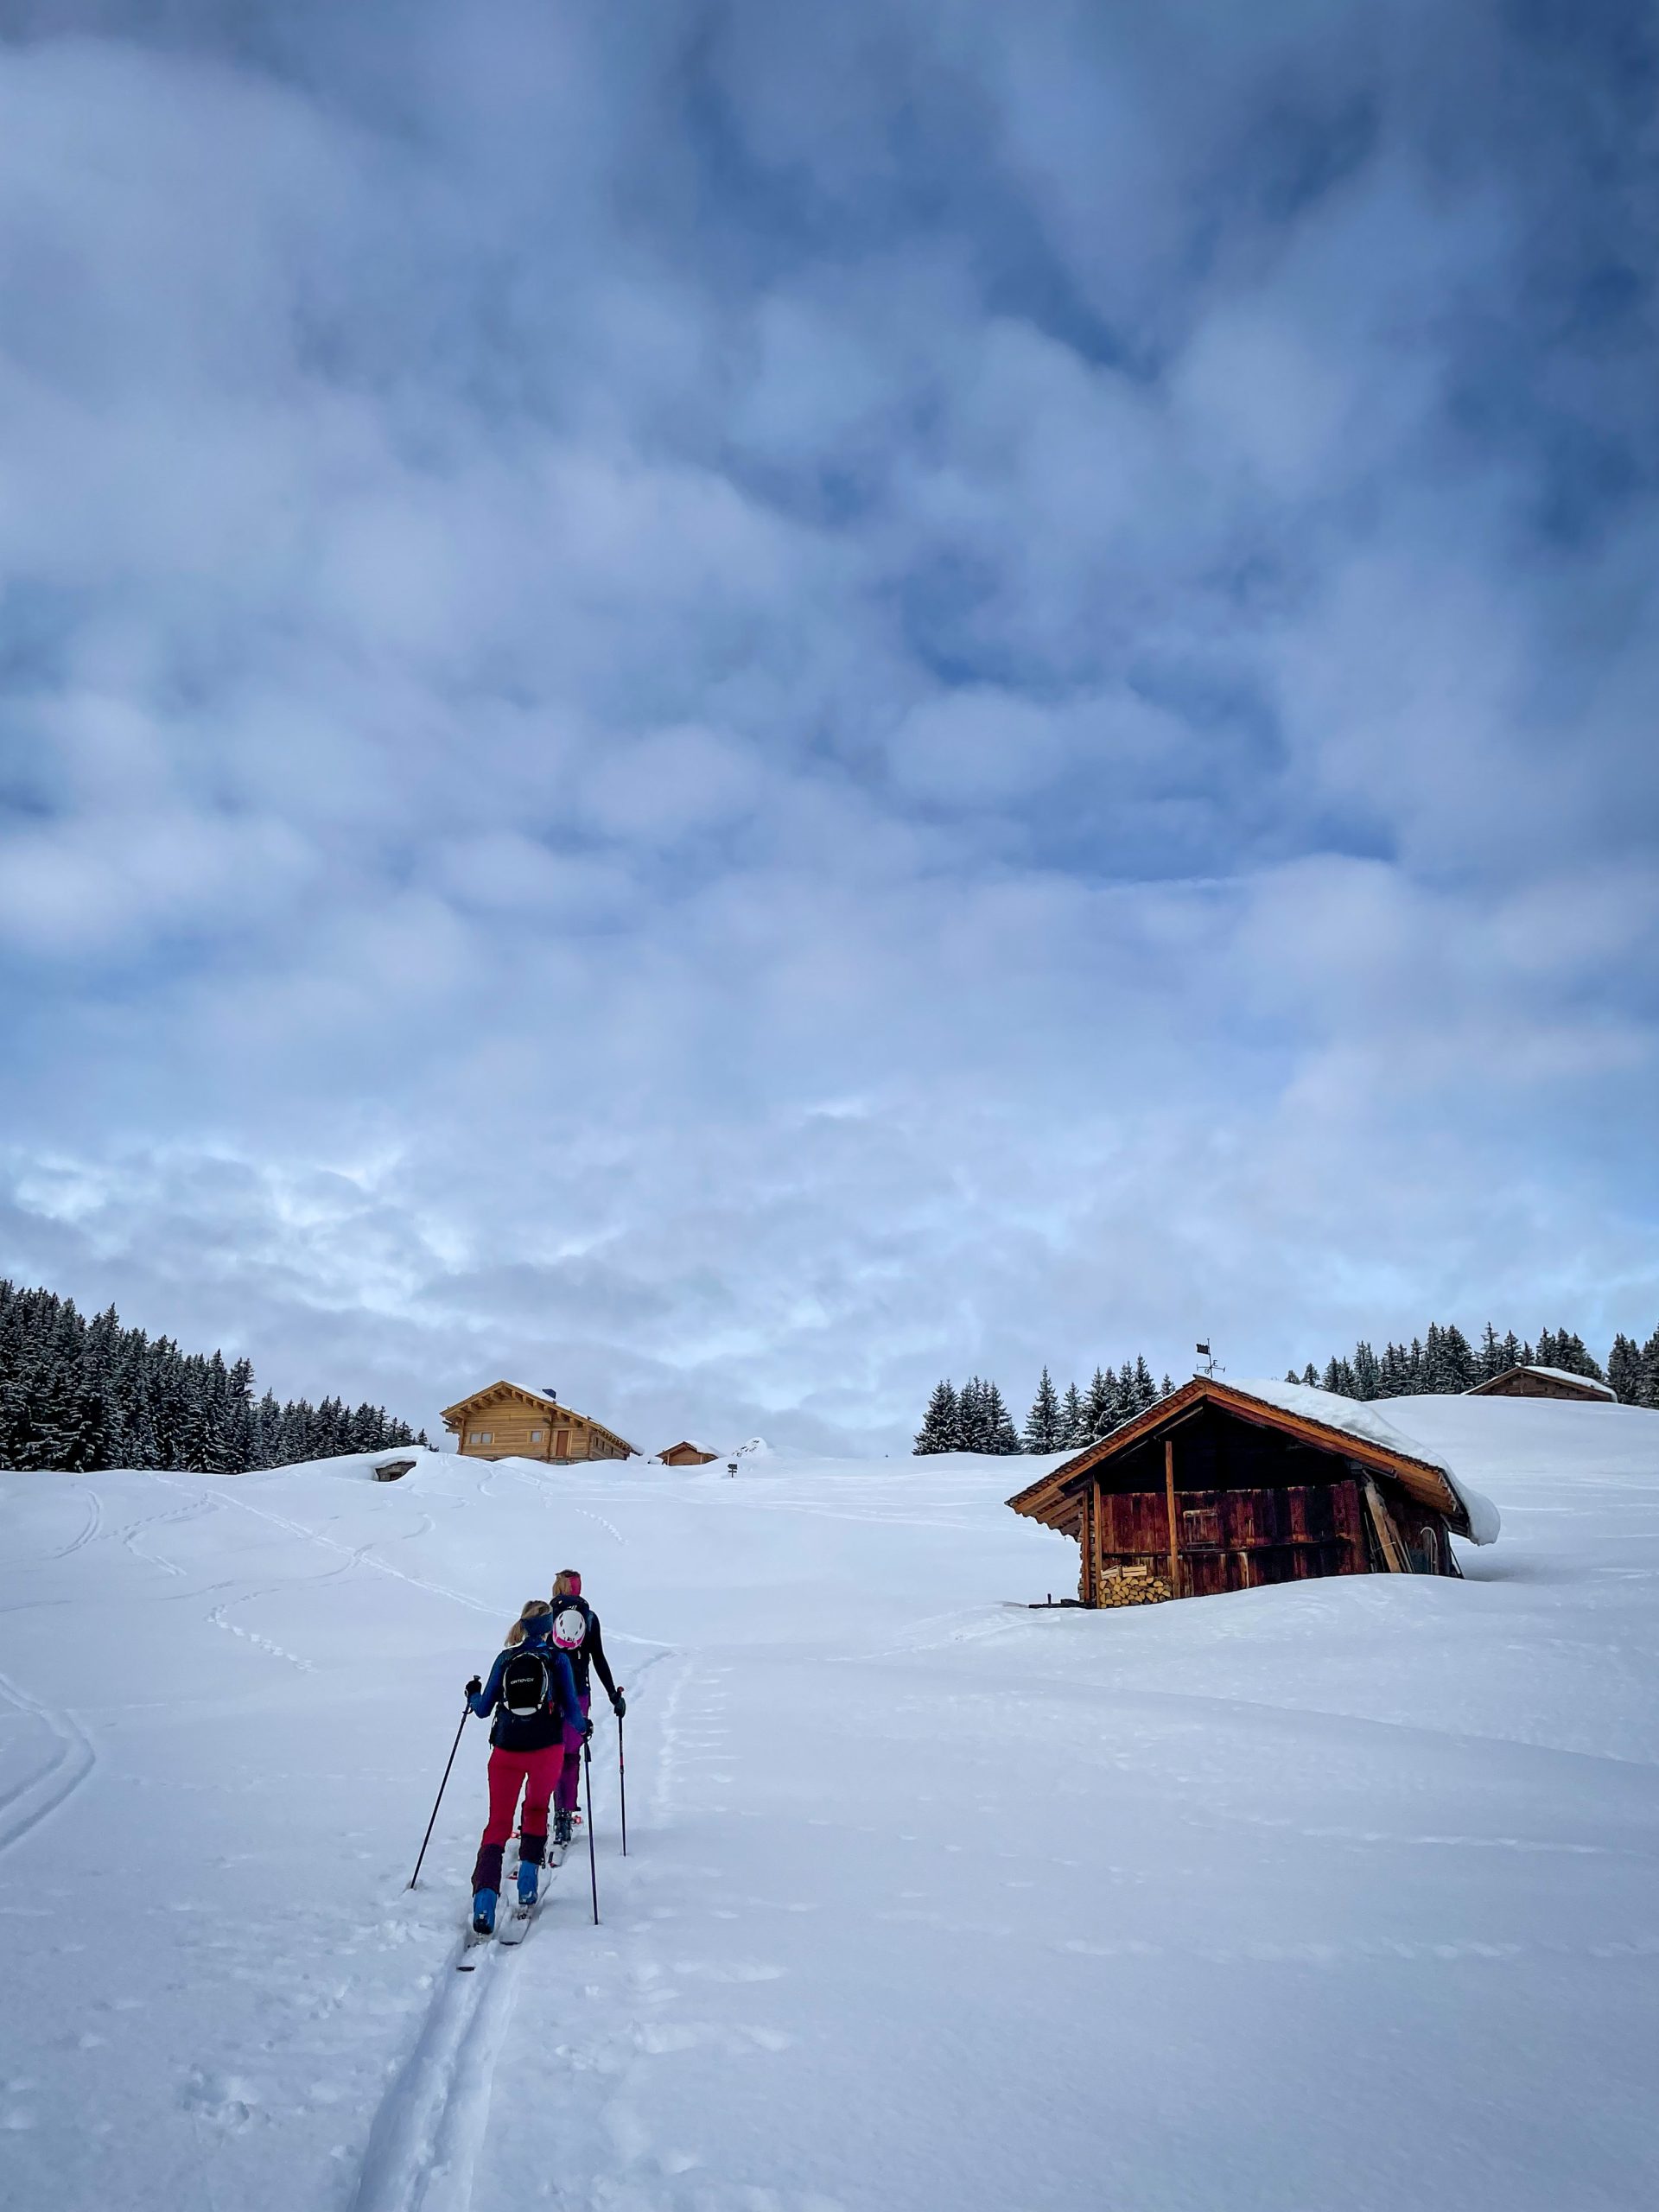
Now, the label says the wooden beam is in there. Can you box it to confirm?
[1165,1437,1180,1597]
[1361,1475,1412,1573]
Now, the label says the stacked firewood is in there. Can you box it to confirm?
[1097,1563,1173,1606]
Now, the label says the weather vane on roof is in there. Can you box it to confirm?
[1195,1340,1220,1379]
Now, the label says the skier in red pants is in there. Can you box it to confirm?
[465,1599,586,1934]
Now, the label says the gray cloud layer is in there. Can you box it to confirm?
[2,3,1656,1450]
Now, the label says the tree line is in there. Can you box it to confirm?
[0,1278,426,1473]
[914,1359,1175,1456]
[916,1315,1659,1459]
[1286,1320,1659,1405]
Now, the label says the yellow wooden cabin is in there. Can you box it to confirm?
[658,1440,720,1466]
[441,1382,638,1465]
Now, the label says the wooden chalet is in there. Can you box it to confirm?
[658,1440,719,1466]
[1465,1364,1616,1403]
[441,1382,637,1465]
[1007,1376,1488,1606]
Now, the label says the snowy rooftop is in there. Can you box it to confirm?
[1219,1377,1503,1544]
[1498,1364,1618,1400]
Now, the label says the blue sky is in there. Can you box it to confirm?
[1,1,1656,1450]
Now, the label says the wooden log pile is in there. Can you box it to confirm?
[1097,1563,1173,1606]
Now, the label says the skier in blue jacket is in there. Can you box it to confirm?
[464,1599,586,1933]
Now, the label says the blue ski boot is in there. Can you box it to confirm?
[516,1859,539,1908]
[471,1888,498,1936]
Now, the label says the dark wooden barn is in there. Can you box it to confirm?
[1007,1377,1484,1606]
[1465,1364,1616,1403]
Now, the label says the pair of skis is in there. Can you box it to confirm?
[458,1842,566,1969]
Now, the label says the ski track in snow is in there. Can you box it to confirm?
[115,1491,220,1578]
[498,1464,625,1551]
[0,1664,96,1859]
[206,1592,315,1672]
[53,1485,105,1560]
[162,1476,501,1621]
[349,1940,524,2212]
[349,1646,678,2212]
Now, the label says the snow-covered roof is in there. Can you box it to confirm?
[660,1440,720,1457]
[1515,1365,1616,1401]
[499,1381,561,1408]
[1228,1378,1501,1544]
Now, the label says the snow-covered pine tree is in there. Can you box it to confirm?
[1422,1323,1449,1392]
[1440,1324,1476,1390]
[1351,1341,1381,1400]
[1641,1327,1659,1408]
[1022,1367,1062,1453]
[956,1377,987,1453]
[1300,1363,1319,1388]
[1081,1366,1117,1443]
[1535,1328,1602,1380]
[1129,1355,1159,1418]
[913,1379,962,1455]
[1058,1381,1085,1448]
[1607,1334,1643,1404]
[225,1357,257,1473]
[983,1382,1021,1455]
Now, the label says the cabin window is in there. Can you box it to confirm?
[1418,1524,1440,1573]
[530,1429,543,1443]
[468,1430,493,1446]
[1182,1508,1221,1548]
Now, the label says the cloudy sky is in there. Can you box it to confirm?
[1,1,1656,1452]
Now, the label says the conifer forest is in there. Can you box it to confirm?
[0,1278,425,1473]
[913,1321,1659,1454]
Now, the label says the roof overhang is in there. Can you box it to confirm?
[1007,1376,1473,1536]
[440,1380,558,1426]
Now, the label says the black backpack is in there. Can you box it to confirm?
[500,1645,556,1718]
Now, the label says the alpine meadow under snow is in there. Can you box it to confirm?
[2,1395,1656,2212]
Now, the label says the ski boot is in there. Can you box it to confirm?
[471,1888,498,1936]
[516,1858,539,1907]
[553,1808,573,1849]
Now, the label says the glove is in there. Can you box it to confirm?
[611,1689,626,1719]
[465,1675,482,1699]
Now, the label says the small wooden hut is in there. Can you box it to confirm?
[441,1382,637,1465]
[1007,1376,1491,1606]
[658,1440,719,1466]
[1465,1365,1616,1403]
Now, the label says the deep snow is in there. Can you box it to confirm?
[1,1400,1656,2211]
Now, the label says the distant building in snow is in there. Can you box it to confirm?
[1465,1364,1617,1403]
[441,1381,637,1465]
[1007,1375,1497,1607]
[658,1440,720,1466]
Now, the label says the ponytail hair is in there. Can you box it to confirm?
[505,1596,552,1646]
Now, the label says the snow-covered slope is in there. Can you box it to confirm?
[1,1405,1656,2212]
